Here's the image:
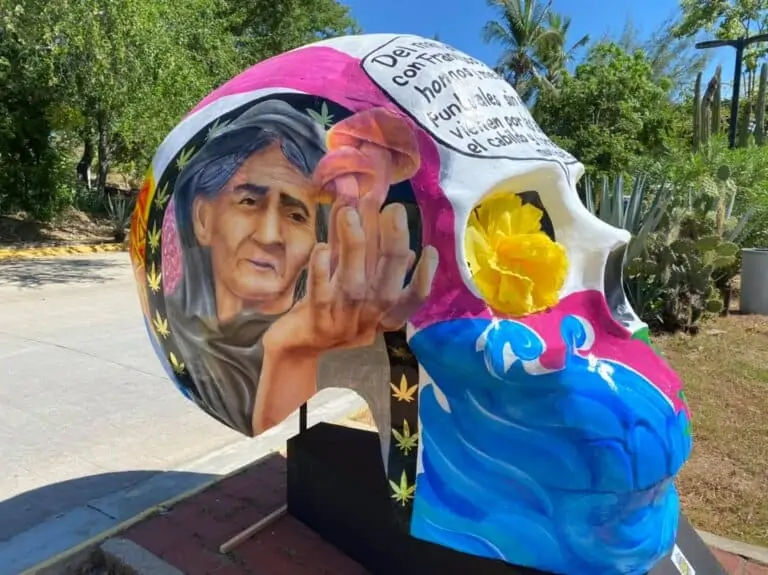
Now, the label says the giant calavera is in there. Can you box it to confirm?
[130,33,692,575]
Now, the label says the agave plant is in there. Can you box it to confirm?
[106,194,135,243]
[581,173,671,264]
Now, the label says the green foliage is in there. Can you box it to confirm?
[0,3,72,220]
[756,64,767,145]
[581,173,670,263]
[584,145,761,332]
[616,16,708,94]
[625,159,757,332]
[676,1,768,103]
[105,194,135,241]
[482,0,588,102]
[0,144,77,221]
[223,0,359,63]
[0,0,358,220]
[738,100,753,148]
[651,136,768,248]
[626,235,727,332]
[534,42,676,174]
[676,0,768,41]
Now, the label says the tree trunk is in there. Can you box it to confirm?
[96,115,110,195]
[76,137,94,190]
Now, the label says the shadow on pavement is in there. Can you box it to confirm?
[0,469,214,541]
[0,256,127,289]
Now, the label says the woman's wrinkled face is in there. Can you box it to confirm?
[192,142,318,320]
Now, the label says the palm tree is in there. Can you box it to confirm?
[536,11,589,87]
[482,0,560,97]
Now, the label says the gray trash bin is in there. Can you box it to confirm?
[740,248,768,315]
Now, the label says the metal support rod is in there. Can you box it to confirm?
[299,402,308,433]
[729,41,745,149]
[218,504,288,554]
[696,33,768,149]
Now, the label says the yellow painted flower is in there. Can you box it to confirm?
[465,193,568,317]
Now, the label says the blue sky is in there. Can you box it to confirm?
[344,0,728,82]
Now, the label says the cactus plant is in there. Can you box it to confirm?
[701,103,711,145]
[756,63,767,145]
[693,71,702,150]
[628,235,734,331]
[737,99,752,148]
[692,68,722,149]
[711,65,722,135]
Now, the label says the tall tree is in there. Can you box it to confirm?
[7,0,241,192]
[223,0,359,64]
[536,11,589,88]
[482,0,561,97]
[1,0,359,203]
[618,16,708,95]
[675,0,768,97]
[534,42,676,174]
[676,0,768,38]
[0,3,78,218]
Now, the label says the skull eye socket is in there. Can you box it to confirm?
[463,190,569,317]
[517,191,555,241]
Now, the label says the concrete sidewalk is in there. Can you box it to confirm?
[0,390,364,575]
[0,252,245,542]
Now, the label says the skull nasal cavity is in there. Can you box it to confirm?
[604,244,635,328]
[517,191,554,241]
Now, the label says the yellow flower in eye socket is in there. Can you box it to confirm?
[465,193,569,317]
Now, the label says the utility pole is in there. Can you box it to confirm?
[696,33,768,148]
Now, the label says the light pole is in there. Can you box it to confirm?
[696,33,768,148]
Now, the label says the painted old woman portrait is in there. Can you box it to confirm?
[164,98,438,437]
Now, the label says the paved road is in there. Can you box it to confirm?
[0,253,246,541]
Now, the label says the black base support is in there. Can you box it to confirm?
[286,422,726,575]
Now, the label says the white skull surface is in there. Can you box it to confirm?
[132,33,692,575]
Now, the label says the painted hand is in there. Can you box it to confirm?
[264,204,438,356]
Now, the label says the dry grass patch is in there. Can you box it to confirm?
[659,313,768,546]
[344,313,768,546]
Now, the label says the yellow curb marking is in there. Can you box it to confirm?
[0,243,129,262]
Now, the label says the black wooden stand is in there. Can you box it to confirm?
[287,422,727,575]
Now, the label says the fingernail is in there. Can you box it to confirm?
[394,209,407,232]
[346,209,359,226]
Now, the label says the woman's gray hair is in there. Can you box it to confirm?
[172,99,329,312]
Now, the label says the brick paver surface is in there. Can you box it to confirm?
[121,453,368,574]
[711,546,768,575]
[119,453,766,575]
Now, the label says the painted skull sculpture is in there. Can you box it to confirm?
[130,34,692,575]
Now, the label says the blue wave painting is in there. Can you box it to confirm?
[408,315,692,575]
